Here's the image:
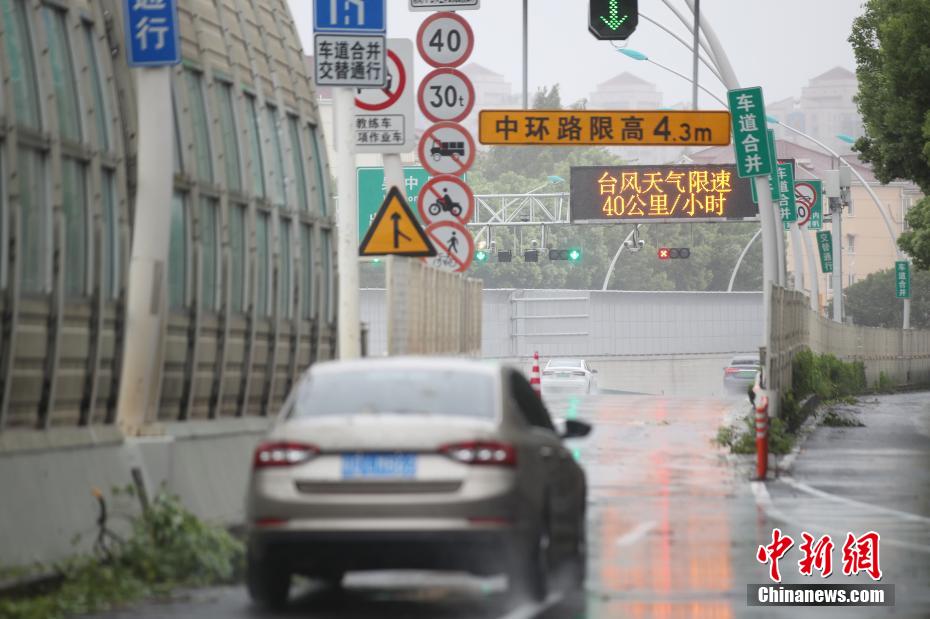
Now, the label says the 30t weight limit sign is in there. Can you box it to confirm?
[418,68,475,123]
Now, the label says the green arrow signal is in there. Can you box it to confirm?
[599,0,629,30]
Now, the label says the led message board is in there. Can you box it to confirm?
[571,165,758,223]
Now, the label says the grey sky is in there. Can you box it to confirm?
[289,1,863,108]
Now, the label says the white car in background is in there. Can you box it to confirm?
[541,358,598,395]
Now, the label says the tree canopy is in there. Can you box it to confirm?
[843,267,930,329]
[849,0,930,268]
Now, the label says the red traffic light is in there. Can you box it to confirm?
[658,247,670,260]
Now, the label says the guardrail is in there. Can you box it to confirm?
[768,285,930,396]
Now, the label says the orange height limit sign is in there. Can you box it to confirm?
[479,110,732,146]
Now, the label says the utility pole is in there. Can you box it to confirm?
[523,0,529,109]
[335,87,361,359]
[691,0,700,109]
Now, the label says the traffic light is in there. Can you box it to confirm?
[524,249,539,263]
[475,249,489,263]
[549,248,583,262]
[589,0,638,41]
[658,247,690,260]
[497,250,512,263]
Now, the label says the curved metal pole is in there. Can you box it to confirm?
[602,227,638,291]
[637,13,723,84]
[659,0,722,71]
[645,58,728,108]
[800,225,820,313]
[727,228,762,292]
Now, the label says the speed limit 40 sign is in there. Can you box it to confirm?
[418,67,475,123]
[417,12,474,68]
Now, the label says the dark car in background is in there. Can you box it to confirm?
[723,354,761,393]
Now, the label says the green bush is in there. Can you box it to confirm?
[0,490,244,619]
[791,349,866,401]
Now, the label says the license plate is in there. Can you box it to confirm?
[342,453,416,479]
[738,370,757,379]
[556,372,571,378]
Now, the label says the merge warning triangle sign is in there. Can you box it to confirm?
[359,187,437,257]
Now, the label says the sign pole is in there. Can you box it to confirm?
[800,228,820,313]
[383,154,407,200]
[116,68,174,434]
[335,87,361,359]
[115,0,180,434]
[831,200,843,323]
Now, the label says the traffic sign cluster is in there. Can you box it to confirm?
[416,10,478,273]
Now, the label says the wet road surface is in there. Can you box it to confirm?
[90,391,930,618]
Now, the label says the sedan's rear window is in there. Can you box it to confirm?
[292,369,496,419]
[731,358,760,366]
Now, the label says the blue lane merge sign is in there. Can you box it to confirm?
[314,0,386,34]
[124,0,181,67]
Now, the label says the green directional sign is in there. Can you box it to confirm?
[896,261,911,299]
[589,0,638,40]
[777,162,797,228]
[357,167,431,242]
[728,87,773,178]
[816,231,834,274]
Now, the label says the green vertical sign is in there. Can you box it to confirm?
[727,87,772,178]
[777,162,796,228]
[750,134,781,204]
[896,261,911,299]
[816,231,834,274]
[356,167,430,241]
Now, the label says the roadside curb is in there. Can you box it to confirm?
[774,393,822,476]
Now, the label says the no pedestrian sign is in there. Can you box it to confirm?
[422,220,475,273]
[479,110,731,146]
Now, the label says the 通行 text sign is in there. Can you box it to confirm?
[571,165,757,223]
[479,110,731,146]
[727,87,773,178]
[124,0,180,67]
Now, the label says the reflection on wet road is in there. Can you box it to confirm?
[92,391,930,619]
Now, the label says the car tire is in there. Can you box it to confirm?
[511,521,550,602]
[572,511,587,589]
[246,551,291,611]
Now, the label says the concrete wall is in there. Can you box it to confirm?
[363,289,764,359]
[0,420,269,568]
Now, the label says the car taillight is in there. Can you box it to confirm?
[572,371,587,376]
[542,371,553,376]
[440,441,517,467]
[253,441,319,469]
[725,367,740,375]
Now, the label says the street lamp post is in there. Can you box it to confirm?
[771,123,910,329]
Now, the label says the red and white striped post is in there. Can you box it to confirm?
[530,351,542,397]
[752,376,769,480]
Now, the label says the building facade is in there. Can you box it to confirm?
[767,67,864,156]
[0,0,336,432]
